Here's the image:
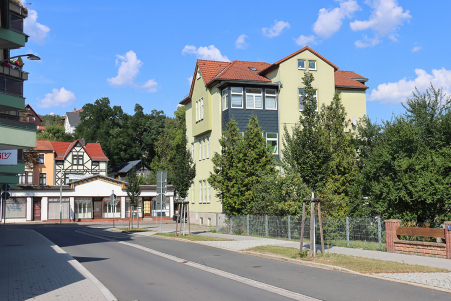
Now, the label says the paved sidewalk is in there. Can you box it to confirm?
[135,223,451,292]
[0,229,116,301]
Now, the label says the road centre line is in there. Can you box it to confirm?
[75,229,321,301]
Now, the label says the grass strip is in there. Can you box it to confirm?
[155,233,234,241]
[118,228,152,232]
[246,245,449,273]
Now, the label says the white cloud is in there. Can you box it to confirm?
[351,0,411,46]
[235,34,248,49]
[295,35,317,47]
[38,88,75,108]
[412,46,422,53]
[262,20,290,38]
[49,112,55,116]
[187,77,193,85]
[107,50,158,92]
[313,0,360,39]
[24,9,50,45]
[369,68,451,104]
[182,45,229,61]
[354,35,380,48]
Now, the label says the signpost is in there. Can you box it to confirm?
[1,184,11,228]
[156,171,167,233]
[110,190,117,228]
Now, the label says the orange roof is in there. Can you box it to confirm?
[50,140,109,161]
[37,125,46,131]
[335,70,368,89]
[212,60,271,83]
[35,140,54,150]
[50,141,71,159]
[259,46,339,75]
[85,143,108,161]
[197,59,230,84]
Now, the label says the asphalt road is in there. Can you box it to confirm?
[28,224,449,301]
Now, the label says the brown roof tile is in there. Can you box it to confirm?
[211,60,271,83]
[335,70,368,89]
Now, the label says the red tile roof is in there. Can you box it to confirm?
[35,140,54,150]
[211,60,271,83]
[259,46,339,75]
[197,59,230,84]
[335,70,368,89]
[43,140,109,161]
[37,125,46,131]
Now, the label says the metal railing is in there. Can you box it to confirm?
[216,214,385,250]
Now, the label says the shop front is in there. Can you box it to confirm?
[4,175,174,222]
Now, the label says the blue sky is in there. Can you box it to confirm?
[17,0,451,122]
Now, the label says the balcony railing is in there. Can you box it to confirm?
[0,64,28,80]
[10,13,23,33]
[0,75,23,97]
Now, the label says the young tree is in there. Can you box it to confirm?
[282,72,330,199]
[126,166,141,229]
[209,116,275,215]
[171,130,196,201]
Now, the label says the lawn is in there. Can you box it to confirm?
[155,233,234,241]
[246,245,449,273]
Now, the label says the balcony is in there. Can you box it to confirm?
[0,116,36,149]
[0,1,28,49]
[9,1,28,19]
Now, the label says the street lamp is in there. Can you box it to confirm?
[0,53,41,64]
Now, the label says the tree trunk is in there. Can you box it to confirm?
[175,203,181,235]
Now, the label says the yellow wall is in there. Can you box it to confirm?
[191,70,212,137]
[338,89,367,130]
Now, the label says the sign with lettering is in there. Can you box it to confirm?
[0,150,17,165]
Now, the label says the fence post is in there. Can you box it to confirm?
[385,219,401,253]
[445,222,451,259]
[265,215,268,237]
[346,217,350,247]
[378,217,382,250]
[288,216,291,240]
[230,216,233,234]
[216,214,219,232]
[246,215,249,236]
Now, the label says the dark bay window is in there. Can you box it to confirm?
[231,87,243,108]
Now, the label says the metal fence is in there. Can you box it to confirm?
[216,214,385,249]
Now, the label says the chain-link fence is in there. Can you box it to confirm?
[216,214,386,250]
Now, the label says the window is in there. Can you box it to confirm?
[207,182,211,203]
[38,154,44,164]
[231,87,243,108]
[298,60,306,70]
[56,160,63,165]
[202,139,206,159]
[200,217,204,225]
[27,172,32,184]
[199,142,202,161]
[208,218,211,226]
[197,69,201,79]
[92,161,99,166]
[266,133,278,154]
[222,89,228,111]
[265,89,277,110]
[39,173,47,185]
[75,197,92,219]
[201,98,204,120]
[72,154,83,165]
[207,138,209,159]
[203,180,207,203]
[199,181,203,203]
[308,60,316,71]
[18,173,25,184]
[32,116,35,121]
[195,100,199,122]
[299,89,318,111]
[248,66,257,71]
[191,143,194,157]
[246,88,262,109]
[192,184,195,204]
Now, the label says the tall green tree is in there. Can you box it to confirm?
[209,116,275,215]
[355,85,451,224]
[36,124,74,142]
[282,72,330,199]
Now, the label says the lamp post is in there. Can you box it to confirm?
[0,53,41,64]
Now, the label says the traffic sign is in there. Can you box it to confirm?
[1,192,10,201]
[2,184,10,192]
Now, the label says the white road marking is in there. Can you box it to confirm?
[75,229,321,301]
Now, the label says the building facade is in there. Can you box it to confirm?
[180,46,368,225]
[4,175,174,222]
[0,0,36,188]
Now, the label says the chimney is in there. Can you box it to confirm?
[81,138,86,146]
[74,108,76,112]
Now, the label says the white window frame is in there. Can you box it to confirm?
[265,89,277,110]
[231,87,243,108]
[195,100,198,122]
[298,59,306,70]
[197,69,201,79]
[207,138,209,159]
[266,133,278,155]
[207,182,211,203]
[38,154,44,164]
[192,184,195,204]
[202,139,205,160]
[199,141,202,161]
[199,181,203,204]
[308,60,317,71]
[299,89,318,112]
[201,97,204,120]
[203,180,207,203]
[222,89,229,111]
[245,88,263,110]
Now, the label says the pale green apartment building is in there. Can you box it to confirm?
[180,46,368,225]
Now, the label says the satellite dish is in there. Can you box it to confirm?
[352,116,357,126]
